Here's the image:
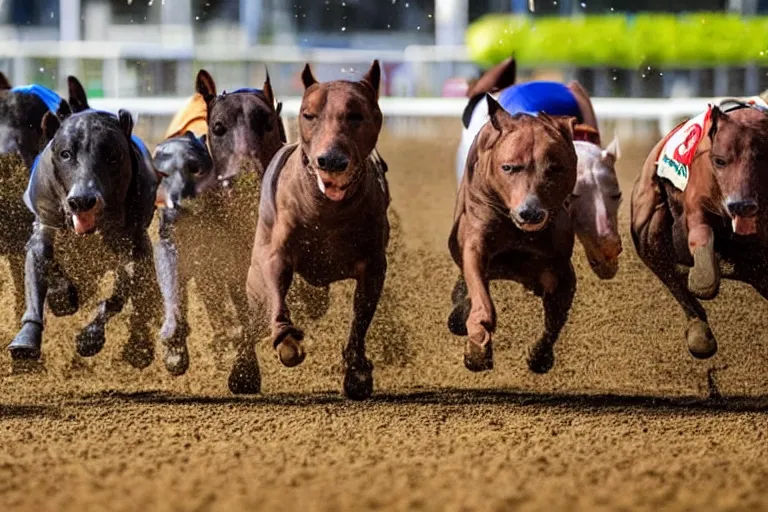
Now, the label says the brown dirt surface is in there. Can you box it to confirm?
[2,126,768,511]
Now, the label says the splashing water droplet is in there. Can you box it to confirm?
[39,67,44,73]
[341,26,346,32]
[580,2,586,7]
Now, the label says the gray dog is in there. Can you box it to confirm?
[8,104,160,367]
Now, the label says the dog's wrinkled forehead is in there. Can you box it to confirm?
[303,80,379,112]
[210,89,272,115]
[56,111,126,146]
[713,109,768,157]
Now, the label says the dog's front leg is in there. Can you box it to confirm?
[527,262,576,374]
[75,259,130,359]
[121,232,159,371]
[686,206,719,300]
[342,255,386,400]
[8,224,57,361]
[462,236,495,372]
[263,248,306,368]
[153,212,190,375]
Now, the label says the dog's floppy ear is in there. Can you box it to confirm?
[41,111,61,141]
[0,71,11,90]
[200,133,208,148]
[55,99,72,121]
[67,75,90,113]
[301,63,318,89]
[263,67,276,108]
[196,69,217,107]
[361,59,381,99]
[117,109,134,138]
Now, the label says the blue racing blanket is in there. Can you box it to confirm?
[497,81,582,122]
[11,84,63,113]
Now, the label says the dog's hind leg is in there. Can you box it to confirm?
[342,256,386,401]
[527,262,576,374]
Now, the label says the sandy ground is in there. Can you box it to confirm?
[2,126,768,511]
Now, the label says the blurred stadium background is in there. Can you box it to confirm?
[2,0,768,138]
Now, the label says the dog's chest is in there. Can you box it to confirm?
[289,216,385,284]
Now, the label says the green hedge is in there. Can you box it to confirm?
[466,13,768,68]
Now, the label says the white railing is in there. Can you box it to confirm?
[0,41,470,63]
[88,96,719,134]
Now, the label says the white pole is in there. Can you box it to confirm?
[59,0,81,91]
[435,0,468,47]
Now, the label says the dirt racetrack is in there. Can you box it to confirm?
[2,124,768,511]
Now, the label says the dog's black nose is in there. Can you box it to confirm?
[316,151,349,173]
[67,194,98,213]
[517,206,546,224]
[727,199,758,218]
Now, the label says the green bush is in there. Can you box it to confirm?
[466,13,768,68]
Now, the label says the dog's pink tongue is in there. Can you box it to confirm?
[732,215,758,236]
[72,211,97,235]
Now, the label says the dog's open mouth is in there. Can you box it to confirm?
[72,209,99,235]
[731,215,758,236]
[315,170,351,201]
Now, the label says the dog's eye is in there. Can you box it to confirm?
[501,164,525,174]
[106,153,119,164]
[60,150,72,161]
[712,156,728,168]
[346,112,364,123]
[212,123,227,137]
[302,112,317,121]
[191,165,208,176]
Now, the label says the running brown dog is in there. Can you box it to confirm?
[632,100,768,359]
[232,60,390,400]
[448,95,578,374]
